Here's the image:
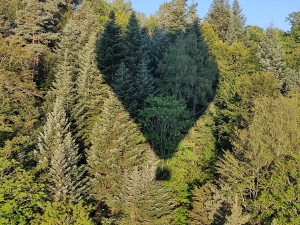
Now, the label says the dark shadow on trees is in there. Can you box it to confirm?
[95,17,219,160]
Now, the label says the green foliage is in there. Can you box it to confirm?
[225,0,246,45]
[158,33,217,112]
[36,98,87,203]
[0,157,44,224]
[87,91,149,201]
[0,36,39,163]
[216,96,300,223]
[139,95,192,158]
[122,12,144,75]
[109,157,174,225]
[32,201,93,225]
[205,0,231,41]
[72,32,108,146]
[97,11,124,83]
[256,25,288,88]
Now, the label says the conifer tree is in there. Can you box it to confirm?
[256,25,287,88]
[36,98,87,203]
[205,0,231,42]
[224,195,250,225]
[134,60,156,108]
[167,0,188,35]
[216,96,300,223]
[72,32,108,146]
[122,12,144,75]
[87,91,149,201]
[112,62,138,116]
[158,33,217,113]
[109,157,174,225]
[225,0,246,45]
[15,0,66,71]
[96,10,124,83]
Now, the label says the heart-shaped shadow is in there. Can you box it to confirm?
[95,14,218,163]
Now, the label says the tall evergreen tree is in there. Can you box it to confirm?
[122,12,144,75]
[96,11,124,83]
[109,157,174,225]
[225,0,246,45]
[87,91,149,201]
[256,24,287,89]
[205,0,231,42]
[72,32,108,147]
[112,62,138,116]
[158,33,217,113]
[36,98,87,203]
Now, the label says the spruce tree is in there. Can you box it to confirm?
[112,62,138,116]
[87,91,149,201]
[224,195,250,225]
[72,32,108,147]
[256,25,287,88]
[122,12,143,75]
[225,0,246,45]
[36,98,87,203]
[134,60,156,108]
[158,33,217,113]
[96,10,124,83]
[109,156,174,225]
[205,0,231,42]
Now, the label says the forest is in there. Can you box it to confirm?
[1,0,300,224]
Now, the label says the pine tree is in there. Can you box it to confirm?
[256,25,287,88]
[225,0,246,45]
[216,96,300,223]
[109,156,174,225]
[15,0,66,69]
[36,98,87,203]
[205,0,231,42]
[87,91,149,201]
[96,10,124,83]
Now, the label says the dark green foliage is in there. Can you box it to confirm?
[96,11,124,83]
[112,63,138,115]
[138,95,192,158]
[122,12,144,75]
[158,33,217,113]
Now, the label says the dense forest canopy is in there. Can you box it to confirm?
[1,0,300,224]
